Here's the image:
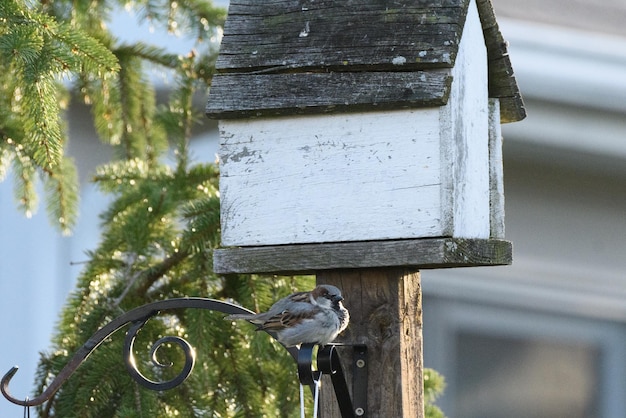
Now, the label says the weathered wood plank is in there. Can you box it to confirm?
[442,0,491,239]
[206,70,452,118]
[499,94,526,123]
[212,238,513,274]
[227,0,466,16]
[487,54,527,124]
[488,98,505,238]
[317,269,424,417]
[475,0,526,122]
[216,0,469,72]
[218,109,446,246]
[216,33,460,73]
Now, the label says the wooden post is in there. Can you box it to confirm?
[317,269,423,418]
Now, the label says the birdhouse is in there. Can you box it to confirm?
[206,0,525,274]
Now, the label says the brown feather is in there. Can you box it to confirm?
[258,310,311,331]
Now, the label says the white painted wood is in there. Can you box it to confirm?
[440,0,491,239]
[219,109,444,246]
[489,98,505,238]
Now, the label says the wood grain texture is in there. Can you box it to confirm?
[316,269,424,417]
[206,70,452,118]
[216,0,468,72]
[475,0,526,122]
[212,238,513,274]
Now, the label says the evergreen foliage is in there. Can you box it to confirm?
[2,0,447,416]
[424,368,447,418]
[1,0,119,232]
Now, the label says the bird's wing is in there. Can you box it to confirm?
[257,309,314,331]
[286,291,311,304]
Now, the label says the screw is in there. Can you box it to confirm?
[356,359,366,368]
[355,407,365,416]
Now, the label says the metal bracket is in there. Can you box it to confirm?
[352,345,368,417]
[297,343,368,418]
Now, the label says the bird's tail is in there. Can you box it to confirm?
[224,313,255,321]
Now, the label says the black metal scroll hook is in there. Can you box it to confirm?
[1,297,295,407]
[1,296,359,414]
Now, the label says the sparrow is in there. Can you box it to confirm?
[226,284,350,347]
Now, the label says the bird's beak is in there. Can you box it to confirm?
[333,295,344,302]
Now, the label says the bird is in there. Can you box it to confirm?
[226,284,350,347]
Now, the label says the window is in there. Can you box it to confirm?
[456,332,599,418]
[423,291,626,418]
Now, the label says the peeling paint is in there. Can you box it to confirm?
[222,146,264,164]
[299,21,310,37]
[392,56,407,65]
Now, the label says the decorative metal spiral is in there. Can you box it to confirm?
[123,319,197,391]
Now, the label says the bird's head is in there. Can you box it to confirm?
[311,284,344,308]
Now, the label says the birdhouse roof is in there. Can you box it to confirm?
[206,0,525,123]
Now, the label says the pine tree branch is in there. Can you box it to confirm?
[133,248,191,298]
